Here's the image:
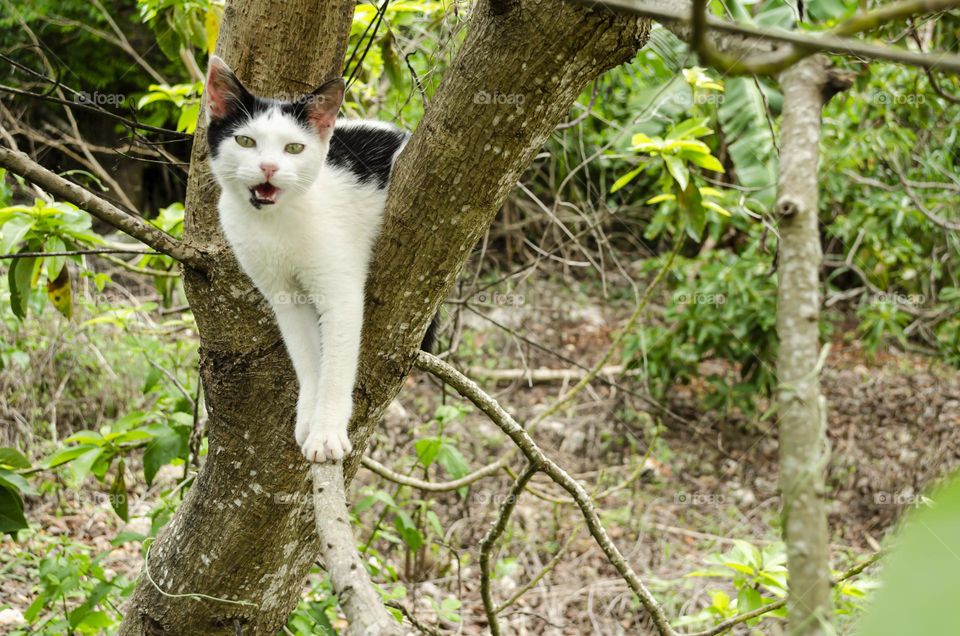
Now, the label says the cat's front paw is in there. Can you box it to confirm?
[300,426,352,463]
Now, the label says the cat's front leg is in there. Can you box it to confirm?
[269,296,323,447]
[300,289,363,462]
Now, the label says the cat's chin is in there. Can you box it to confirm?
[248,182,281,209]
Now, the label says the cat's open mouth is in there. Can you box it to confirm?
[249,182,280,208]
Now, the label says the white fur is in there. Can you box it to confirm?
[211,108,390,462]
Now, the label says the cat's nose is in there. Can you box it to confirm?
[260,163,279,179]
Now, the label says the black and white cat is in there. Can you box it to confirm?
[204,56,408,462]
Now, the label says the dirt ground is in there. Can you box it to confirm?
[3,284,959,635]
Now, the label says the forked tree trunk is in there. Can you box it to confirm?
[120,1,649,634]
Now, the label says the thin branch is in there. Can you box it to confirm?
[480,463,538,636]
[531,234,682,427]
[0,248,157,259]
[361,455,506,492]
[0,146,207,269]
[569,0,960,74]
[495,523,583,613]
[0,84,190,138]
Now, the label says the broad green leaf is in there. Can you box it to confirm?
[646,193,676,205]
[0,447,30,469]
[687,152,724,172]
[855,474,960,636]
[46,265,73,319]
[143,429,188,486]
[0,483,28,534]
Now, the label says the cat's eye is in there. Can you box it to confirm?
[285,143,305,154]
[235,135,256,148]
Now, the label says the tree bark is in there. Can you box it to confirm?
[775,55,851,636]
[119,0,649,634]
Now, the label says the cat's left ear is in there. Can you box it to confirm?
[304,78,345,141]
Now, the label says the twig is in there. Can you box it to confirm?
[495,524,583,613]
[531,234,682,427]
[0,248,157,259]
[361,455,506,492]
[480,463,538,636]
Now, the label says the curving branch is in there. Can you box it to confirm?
[414,351,677,635]
[0,146,207,269]
[361,455,507,492]
[569,0,960,74]
[690,0,960,75]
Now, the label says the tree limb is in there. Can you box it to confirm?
[0,146,206,269]
[569,0,960,73]
[311,463,402,635]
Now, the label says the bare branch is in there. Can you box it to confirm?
[569,0,960,74]
[414,351,677,635]
[312,463,403,635]
[361,455,507,492]
[0,146,207,269]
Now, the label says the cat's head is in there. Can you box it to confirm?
[204,55,344,209]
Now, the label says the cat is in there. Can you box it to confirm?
[204,55,409,462]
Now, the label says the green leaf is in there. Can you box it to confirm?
[611,166,645,193]
[8,254,37,319]
[646,193,676,204]
[737,586,763,614]
[67,447,104,488]
[664,156,689,191]
[0,447,30,469]
[687,152,724,172]
[678,181,705,241]
[143,428,188,486]
[0,483,28,534]
[43,444,101,469]
[667,117,712,140]
[718,78,779,207]
[854,474,960,636]
[414,437,443,469]
[109,461,129,521]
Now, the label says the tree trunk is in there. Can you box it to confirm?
[120,0,649,633]
[775,55,851,636]
[118,1,355,634]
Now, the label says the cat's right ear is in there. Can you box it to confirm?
[206,56,249,121]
